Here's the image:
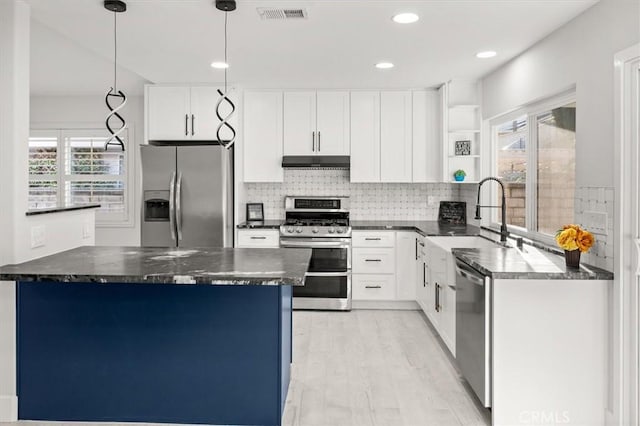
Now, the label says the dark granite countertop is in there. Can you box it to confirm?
[452,247,614,280]
[26,204,101,216]
[237,220,283,229]
[0,246,311,286]
[351,221,481,237]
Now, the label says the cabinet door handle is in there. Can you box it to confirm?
[365,237,381,241]
[435,283,440,312]
[365,285,382,289]
[250,236,267,240]
[423,263,426,287]
[185,114,189,136]
[318,131,321,151]
[191,114,195,136]
[312,131,315,152]
[365,259,382,262]
[415,238,418,260]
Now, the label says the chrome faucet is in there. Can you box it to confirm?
[475,177,509,242]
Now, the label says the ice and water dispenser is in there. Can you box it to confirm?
[144,190,170,222]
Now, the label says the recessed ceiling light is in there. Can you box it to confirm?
[210,61,229,69]
[392,13,419,24]
[375,62,394,69]
[476,51,497,59]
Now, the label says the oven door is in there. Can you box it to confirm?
[280,237,352,310]
[279,238,351,272]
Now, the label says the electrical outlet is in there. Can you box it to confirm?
[83,222,93,239]
[30,225,45,248]
[583,211,607,235]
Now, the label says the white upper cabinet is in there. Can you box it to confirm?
[283,91,350,156]
[146,85,230,142]
[146,86,190,141]
[283,91,316,155]
[316,92,350,155]
[412,90,441,182]
[380,91,412,182]
[190,86,223,141]
[350,91,380,182]
[243,91,283,183]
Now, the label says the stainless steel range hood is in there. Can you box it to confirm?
[281,155,350,169]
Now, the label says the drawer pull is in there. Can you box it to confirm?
[365,285,382,289]
[365,237,382,241]
[365,259,381,262]
[250,236,267,240]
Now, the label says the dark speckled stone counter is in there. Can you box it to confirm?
[237,220,283,229]
[452,247,613,280]
[0,246,311,285]
[351,220,480,237]
[26,203,101,216]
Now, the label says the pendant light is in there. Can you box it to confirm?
[214,0,237,149]
[104,0,127,151]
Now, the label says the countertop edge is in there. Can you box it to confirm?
[26,204,101,216]
[4,274,305,286]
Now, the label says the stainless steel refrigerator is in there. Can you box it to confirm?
[141,144,233,247]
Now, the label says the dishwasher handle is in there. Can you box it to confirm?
[455,260,486,286]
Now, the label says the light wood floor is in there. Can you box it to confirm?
[7,310,490,426]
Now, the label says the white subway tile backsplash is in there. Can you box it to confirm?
[575,186,614,272]
[244,170,457,221]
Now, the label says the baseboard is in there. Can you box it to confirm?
[352,300,419,310]
[0,395,17,421]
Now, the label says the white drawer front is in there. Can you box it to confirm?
[352,231,395,248]
[353,248,395,274]
[237,230,280,248]
[353,274,396,300]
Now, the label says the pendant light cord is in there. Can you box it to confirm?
[113,11,118,91]
[224,11,228,92]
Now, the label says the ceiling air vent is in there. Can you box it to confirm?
[257,8,308,20]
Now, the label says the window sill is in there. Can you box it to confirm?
[26,204,101,216]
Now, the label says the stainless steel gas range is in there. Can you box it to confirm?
[279,196,352,311]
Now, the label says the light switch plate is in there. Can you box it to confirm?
[31,225,45,248]
[583,211,607,235]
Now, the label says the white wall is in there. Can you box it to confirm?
[482,0,640,187]
[30,95,144,246]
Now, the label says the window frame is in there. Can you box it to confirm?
[28,125,136,228]
[488,89,576,246]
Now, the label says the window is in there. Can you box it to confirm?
[28,129,132,225]
[491,93,576,240]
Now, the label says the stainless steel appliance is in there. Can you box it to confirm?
[279,196,351,311]
[455,259,491,407]
[141,144,233,247]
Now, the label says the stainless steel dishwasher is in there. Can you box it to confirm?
[455,259,492,408]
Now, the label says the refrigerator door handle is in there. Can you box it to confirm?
[176,172,183,242]
[169,171,177,243]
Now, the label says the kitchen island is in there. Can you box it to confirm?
[0,246,311,426]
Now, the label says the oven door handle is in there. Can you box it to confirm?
[280,240,351,248]
[304,272,351,277]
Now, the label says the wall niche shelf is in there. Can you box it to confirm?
[439,80,482,183]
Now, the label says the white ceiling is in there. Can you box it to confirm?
[27,0,598,95]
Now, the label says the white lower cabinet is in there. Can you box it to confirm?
[353,248,395,274]
[353,274,396,300]
[396,231,418,301]
[236,230,280,248]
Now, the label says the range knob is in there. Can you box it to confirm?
[312,227,319,234]
[335,227,344,234]
[328,227,335,234]
[295,227,303,234]
[286,226,294,233]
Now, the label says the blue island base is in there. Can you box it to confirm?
[17,282,292,426]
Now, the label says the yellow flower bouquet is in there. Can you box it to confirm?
[555,224,594,268]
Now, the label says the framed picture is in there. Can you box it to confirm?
[455,140,471,156]
[246,203,264,222]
